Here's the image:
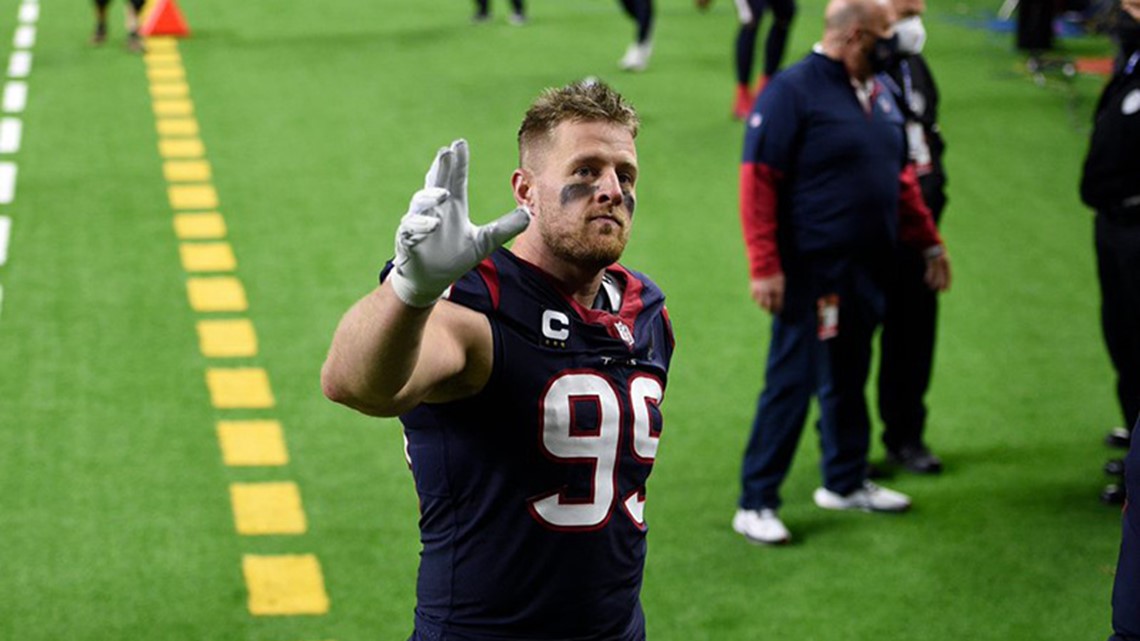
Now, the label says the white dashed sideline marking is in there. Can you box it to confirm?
[0,118,22,153]
[13,26,34,49]
[0,215,10,266]
[0,162,17,203]
[3,81,26,113]
[8,51,31,78]
[18,3,38,24]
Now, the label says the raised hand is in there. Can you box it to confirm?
[389,139,531,307]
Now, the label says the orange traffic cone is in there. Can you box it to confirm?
[139,0,190,37]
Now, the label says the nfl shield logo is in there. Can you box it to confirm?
[615,320,635,348]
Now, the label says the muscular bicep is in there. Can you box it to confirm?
[410,300,494,405]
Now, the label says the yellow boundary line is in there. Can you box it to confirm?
[141,35,331,624]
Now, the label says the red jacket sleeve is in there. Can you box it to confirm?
[897,163,943,250]
[740,161,783,278]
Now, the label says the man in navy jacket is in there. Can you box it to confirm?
[733,0,950,545]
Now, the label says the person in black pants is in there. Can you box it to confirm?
[91,0,145,53]
[618,0,655,71]
[731,0,798,120]
[1081,0,1140,504]
[472,0,526,25]
[873,0,948,475]
[1109,417,1140,639]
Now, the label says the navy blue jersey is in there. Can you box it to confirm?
[396,248,674,640]
[742,52,908,262]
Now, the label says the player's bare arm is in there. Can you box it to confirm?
[321,140,529,417]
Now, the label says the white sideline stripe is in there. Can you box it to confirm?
[0,118,21,153]
[19,3,38,24]
[0,163,17,204]
[0,283,5,320]
[3,82,26,113]
[0,216,10,266]
[8,51,31,78]
[14,26,34,49]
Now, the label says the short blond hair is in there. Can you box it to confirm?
[517,80,640,167]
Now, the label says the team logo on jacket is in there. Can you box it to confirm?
[1123,89,1140,116]
[542,309,570,348]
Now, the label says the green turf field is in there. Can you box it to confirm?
[0,0,1128,638]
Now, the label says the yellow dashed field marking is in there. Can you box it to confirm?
[205,367,275,409]
[153,98,193,117]
[143,50,181,66]
[180,242,236,272]
[243,555,330,616]
[186,276,247,312]
[230,482,307,535]
[145,35,328,627]
[197,318,258,357]
[164,159,211,182]
[156,117,199,137]
[159,137,204,158]
[174,212,226,239]
[147,65,185,82]
[149,80,190,99]
[168,183,218,209]
[216,420,289,466]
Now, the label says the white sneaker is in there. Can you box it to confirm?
[813,481,911,513]
[618,41,652,72]
[508,12,526,26]
[732,508,791,544]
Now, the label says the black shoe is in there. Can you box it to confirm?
[1106,427,1131,449]
[1102,483,1127,505]
[866,461,893,480]
[91,22,107,45]
[1106,458,1127,477]
[886,445,943,475]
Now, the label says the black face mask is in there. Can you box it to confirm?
[867,33,899,73]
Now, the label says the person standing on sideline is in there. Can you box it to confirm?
[91,0,145,53]
[472,0,526,25]
[322,81,675,640]
[872,0,948,476]
[732,0,799,120]
[733,0,950,545]
[1081,0,1140,505]
[618,0,656,71]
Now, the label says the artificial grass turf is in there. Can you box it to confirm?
[0,0,1126,638]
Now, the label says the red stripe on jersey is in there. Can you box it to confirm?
[476,257,501,310]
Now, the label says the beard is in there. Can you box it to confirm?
[538,210,631,272]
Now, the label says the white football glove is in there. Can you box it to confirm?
[389,139,531,307]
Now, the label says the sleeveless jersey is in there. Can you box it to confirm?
[397,248,674,640]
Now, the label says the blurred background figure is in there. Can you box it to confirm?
[618,0,655,71]
[1081,0,1140,505]
[732,0,798,119]
[472,0,526,25]
[91,0,145,53]
[871,0,949,477]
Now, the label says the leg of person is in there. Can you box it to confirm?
[473,0,490,22]
[92,0,111,44]
[1109,416,1140,640]
[1098,215,1140,447]
[126,0,145,53]
[618,0,654,71]
[814,269,911,512]
[736,308,816,544]
[762,0,796,78]
[877,245,941,473]
[732,0,763,119]
[509,0,526,24]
